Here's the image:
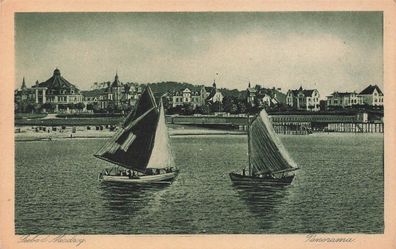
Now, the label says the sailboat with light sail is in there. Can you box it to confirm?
[229,108,299,186]
[95,86,178,184]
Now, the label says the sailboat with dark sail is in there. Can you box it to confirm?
[229,109,299,186]
[95,86,178,184]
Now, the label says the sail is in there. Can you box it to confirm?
[249,109,298,174]
[94,86,159,173]
[146,101,175,169]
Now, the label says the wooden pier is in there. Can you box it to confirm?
[325,122,384,133]
[166,114,384,134]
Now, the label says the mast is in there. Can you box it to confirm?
[247,114,251,176]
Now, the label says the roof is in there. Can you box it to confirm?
[328,91,357,97]
[21,77,27,89]
[206,87,217,100]
[359,85,383,95]
[111,73,122,88]
[204,86,213,92]
[171,88,200,96]
[303,90,315,97]
[33,68,79,91]
[288,87,317,97]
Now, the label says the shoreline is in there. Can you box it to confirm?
[14,125,248,142]
[14,128,383,142]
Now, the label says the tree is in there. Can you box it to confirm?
[166,105,182,115]
[196,104,210,115]
[86,103,94,111]
[229,103,238,114]
[18,100,30,113]
[67,103,76,110]
[237,101,247,114]
[75,102,85,112]
[42,102,55,113]
[210,101,223,113]
[182,103,194,115]
[58,104,67,111]
[33,103,42,113]
[222,96,234,113]
[26,103,35,113]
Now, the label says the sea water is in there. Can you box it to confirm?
[15,133,383,234]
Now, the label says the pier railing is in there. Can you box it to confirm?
[166,114,384,134]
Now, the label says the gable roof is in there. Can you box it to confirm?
[303,90,315,97]
[359,85,383,95]
[206,87,217,100]
[288,87,317,97]
[328,91,357,97]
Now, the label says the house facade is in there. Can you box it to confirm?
[286,86,320,111]
[171,88,202,107]
[358,84,384,106]
[169,81,224,108]
[326,92,362,108]
[325,85,384,109]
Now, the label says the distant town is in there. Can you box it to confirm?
[15,68,384,117]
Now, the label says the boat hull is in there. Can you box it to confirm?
[99,170,179,184]
[229,172,295,186]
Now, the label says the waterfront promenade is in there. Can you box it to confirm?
[15,112,384,138]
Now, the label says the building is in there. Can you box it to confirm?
[15,77,32,103]
[169,80,224,108]
[82,73,138,111]
[246,83,286,107]
[33,68,83,106]
[170,88,201,108]
[326,91,362,108]
[286,86,320,111]
[246,83,257,106]
[204,80,224,104]
[358,84,384,106]
[15,68,84,112]
[257,86,286,107]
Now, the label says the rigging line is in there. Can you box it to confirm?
[271,167,300,174]
[124,106,157,131]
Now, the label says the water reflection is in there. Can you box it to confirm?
[98,182,168,217]
[232,183,290,230]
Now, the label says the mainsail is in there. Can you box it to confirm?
[94,86,159,173]
[249,109,298,175]
[146,100,175,169]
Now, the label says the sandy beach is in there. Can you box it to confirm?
[14,125,246,141]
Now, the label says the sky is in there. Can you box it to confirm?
[15,12,383,98]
